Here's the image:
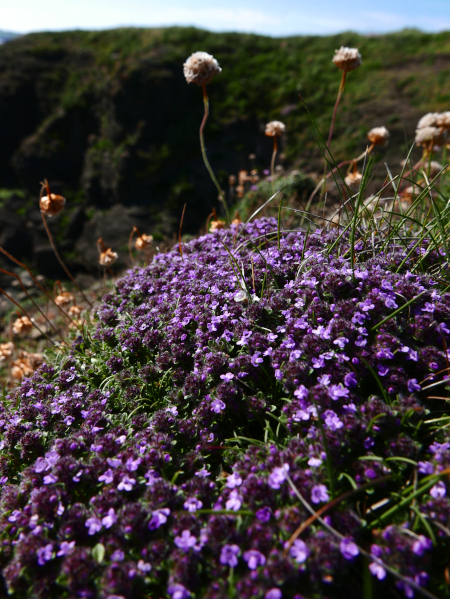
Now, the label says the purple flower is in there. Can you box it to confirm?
[174,530,198,552]
[98,469,114,484]
[85,516,102,535]
[412,535,432,556]
[377,365,389,377]
[117,474,136,491]
[265,590,282,599]
[168,584,191,599]
[195,468,210,478]
[183,497,203,512]
[323,410,343,431]
[344,372,358,388]
[289,539,309,563]
[57,541,75,557]
[37,543,53,566]
[211,399,226,413]
[225,489,242,511]
[107,457,122,468]
[220,543,240,567]
[317,374,331,386]
[34,457,50,473]
[148,508,170,530]
[418,461,434,474]
[430,481,446,498]
[137,559,152,573]
[226,472,242,488]
[407,379,421,393]
[102,508,117,529]
[268,464,289,489]
[255,507,271,522]
[126,457,141,471]
[422,302,435,313]
[43,473,58,485]
[329,384,349,400]
[333,337,348,349]
[243,549,266,569]
[311,484,329,504]
[369,562,387,580]
[111,549,125,561]
[220,373,234,383]
[339,538,360,560]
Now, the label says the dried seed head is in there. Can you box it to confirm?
[0,342,14,362]
[11,351,42,380]
[417,113,440,129]
[232,212,242,226]
[40,193,66,217]
[238,170,249,183]
[367,126,390,146]
[68,305,83,317]
[135,234,153,251]
[344,171,363,188]
[415,126,448,148]
[332,47,362,72]
[55,291,75,306]
[436,111,450,128]
[235,185,245,197]
[228,175,236,185]
[99,248,118,267]
[209,219,226,232]
[12,316,33,335]
[183,51,222,85]
[403,185,426,200]
[265,121,286,137]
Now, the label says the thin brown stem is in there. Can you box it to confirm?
[41,212,93,308]
[0,287,56,346]
[0,246,81,328]
[270,136,278,196]
[128,227,139,266]
[179,203,186,262]
[327,70,346,148]
[0,267,64,341]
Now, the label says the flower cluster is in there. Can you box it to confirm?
[0,218,449,598]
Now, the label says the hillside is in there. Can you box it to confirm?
[0,27,449,275]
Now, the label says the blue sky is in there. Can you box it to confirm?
[2,0,450,36]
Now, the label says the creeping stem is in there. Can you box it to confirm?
[200,83,230,223]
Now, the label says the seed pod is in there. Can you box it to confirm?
[12,316,33,335]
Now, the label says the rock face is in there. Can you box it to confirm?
[0,27,449,277]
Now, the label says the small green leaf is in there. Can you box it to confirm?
[92,543,105,564]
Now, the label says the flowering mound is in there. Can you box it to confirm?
[0,218,449,599]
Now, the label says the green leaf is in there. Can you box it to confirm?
[92,543,105,564]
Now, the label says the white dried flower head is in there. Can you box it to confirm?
[135,234,153,251]
[265,121,286,137]
[183,51,221,85]
[344,171,363,188]
[233,289,248,303]
[99,248,118,267]
[332,47,362,72]
[209,219,226,232]
[10,351,40,380]
[40,193,66,217]
[367,126,390,146]
[403,185,426,200]
[235,185,245,197]
[415,126,448,147]
[12,316,33,336]
[55,291,75,307]
[238,170,249,184]
[417,113,440,129]
[228,175,236,186]
[436,111,450,129]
